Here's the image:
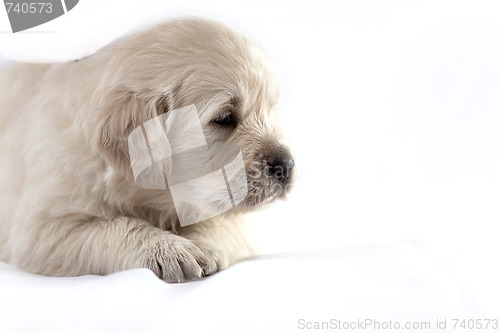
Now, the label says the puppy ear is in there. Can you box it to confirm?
[97,89,172,176]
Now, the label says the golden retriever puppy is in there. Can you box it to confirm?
[0,17,294,282]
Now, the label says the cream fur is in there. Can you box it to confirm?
[0,17,292,282]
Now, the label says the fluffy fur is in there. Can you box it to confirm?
[0,17,293,282]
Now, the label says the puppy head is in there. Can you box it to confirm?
[91,17,294,210]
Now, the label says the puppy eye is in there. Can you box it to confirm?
[213,112,236,126]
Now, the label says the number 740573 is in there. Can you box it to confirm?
[5,2,53,14]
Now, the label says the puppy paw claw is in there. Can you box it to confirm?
[147,234,218,283]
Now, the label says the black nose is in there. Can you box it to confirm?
[267,154,295,184]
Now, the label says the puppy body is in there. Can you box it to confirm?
[0,18,291,282]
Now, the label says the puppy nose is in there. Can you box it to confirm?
[267,154,294,183]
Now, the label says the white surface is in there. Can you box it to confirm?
[0,243,472,333]
[0,0,499,331]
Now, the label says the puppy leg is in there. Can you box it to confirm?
[11,217,215,282]
[179,216,255,274]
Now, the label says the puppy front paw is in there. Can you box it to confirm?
[190,240,230,274]
[147,234,218,283]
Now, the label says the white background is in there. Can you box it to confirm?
[1,0,499,318]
